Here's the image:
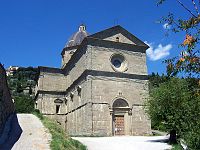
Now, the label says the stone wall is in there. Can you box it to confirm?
[90,77,148,105]
[36,93,65,114]
[61,47,78,68]
[92,103,112,136]
[65,103,93,136]
[36,72,67,92]
[89,45,147,75]
[63,45,89,87]
[132,106,151,135]
[0,64,15,133]
[35,26,151,136]
[62,75,150,136]
[58,41,150,136]
[65,102,111,136]
[89,76,150,135]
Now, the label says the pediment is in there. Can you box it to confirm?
[89,25,148,47]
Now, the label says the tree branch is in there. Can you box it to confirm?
[192,0,199,15]
[176,0,198,18]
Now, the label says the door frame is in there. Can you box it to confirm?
[113,114,125,136]
[111,98,131,136]
[112,108,129,136]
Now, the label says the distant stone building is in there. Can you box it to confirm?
[0,64,15,134]
[6,66,19,76]
[35,25,151,136]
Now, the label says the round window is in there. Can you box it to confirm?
[113,59,122,68]
[110,53,128,72]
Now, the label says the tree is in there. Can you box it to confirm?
[7,67,39,113]
[148,72,169,91]
[14,94,35,113]
[146,78,200,146]
[157,0,200,77]
[146,2,200,149]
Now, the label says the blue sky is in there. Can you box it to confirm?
[0,0,189,74]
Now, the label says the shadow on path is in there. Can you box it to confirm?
[146,137,169,143]
[0,114,22,150]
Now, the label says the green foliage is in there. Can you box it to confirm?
[157,0,200,77]
[33,109,44,120]
[7,67,39,113]
[183,124,200,150]
[33,111,87,150]
[146,78,190,133]
[146,77,200,149]
[148,72,169,91]
[148,73,170,130]
[8,67,38,96]
[172,144,183,150]
[14,95,34,113]
[154,1,200,149]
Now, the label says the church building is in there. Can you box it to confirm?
[35,25,151,136]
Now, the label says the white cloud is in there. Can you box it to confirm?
[163,23,171,29]
[145,41,172,61]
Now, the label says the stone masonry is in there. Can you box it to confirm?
[35,25,151,136]
[0,64,15,134]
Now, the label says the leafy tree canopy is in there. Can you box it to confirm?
[7,67,39,113]
[157,0,200,77]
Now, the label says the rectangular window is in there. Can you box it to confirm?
[56,105,60,114]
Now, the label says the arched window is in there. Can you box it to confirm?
[113,99,129,108]
[116,37,119,42]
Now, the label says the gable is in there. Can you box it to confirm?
[89,25,149,48]
[104,33,136,45]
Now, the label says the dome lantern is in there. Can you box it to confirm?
[65,24,89,48]
[79,24,86,31]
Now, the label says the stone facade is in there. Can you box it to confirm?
[35,25,151,136]
[0,64,15,134]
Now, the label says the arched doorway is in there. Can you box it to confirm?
[112,99,129,136]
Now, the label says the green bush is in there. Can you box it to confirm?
[172,144,183,150]
[146,77,200,149]
[14,95,34,113]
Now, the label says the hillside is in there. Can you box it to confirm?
[7,67,39,113]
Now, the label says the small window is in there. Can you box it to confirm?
[56,105,60,114]
[77,86,81,97]
[70,92,74,101]
[69,51,74,55]
[35,101,38,109]
[113,59,122,68]
[64,97,68,105]
[116,37,119,42]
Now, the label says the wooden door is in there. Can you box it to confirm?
[114,116,124,135]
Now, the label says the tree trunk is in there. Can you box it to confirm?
[169,130,177,144]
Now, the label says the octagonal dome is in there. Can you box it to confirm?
[65,24,89,48]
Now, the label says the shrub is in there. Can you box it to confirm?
[14,95,34,113]
[146,77,200,147]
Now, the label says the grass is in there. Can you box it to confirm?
[172,144,183,150]
[33,110,87,150]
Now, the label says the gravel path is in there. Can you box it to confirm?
[73,136,172,150]
[12,114,51,150]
